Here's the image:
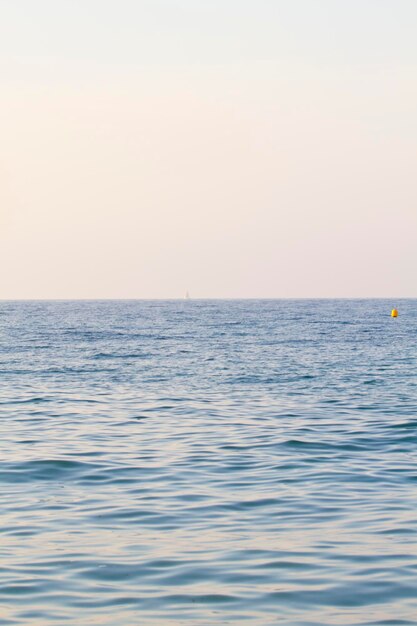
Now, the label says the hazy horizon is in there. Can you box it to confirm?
[0,296,410,304]
[1,0,416,299]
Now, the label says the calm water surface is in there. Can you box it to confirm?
[0,299,416,625]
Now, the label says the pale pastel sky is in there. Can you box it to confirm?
[0,0,416,298]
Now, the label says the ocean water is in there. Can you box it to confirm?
[0,299,416,626]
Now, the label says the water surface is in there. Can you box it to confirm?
[0,299,416,625]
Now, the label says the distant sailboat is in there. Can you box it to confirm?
[184,291,190,300]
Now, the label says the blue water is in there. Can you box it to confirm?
[0,299,416,625]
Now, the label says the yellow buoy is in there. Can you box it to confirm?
[391,308,398,318]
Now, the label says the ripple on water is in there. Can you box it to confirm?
[0,299,416,625]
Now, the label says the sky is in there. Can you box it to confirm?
[0,0,416,298]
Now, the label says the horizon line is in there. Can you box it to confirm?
[0,297,414,302]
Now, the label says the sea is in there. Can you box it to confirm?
[0,299,416,626]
